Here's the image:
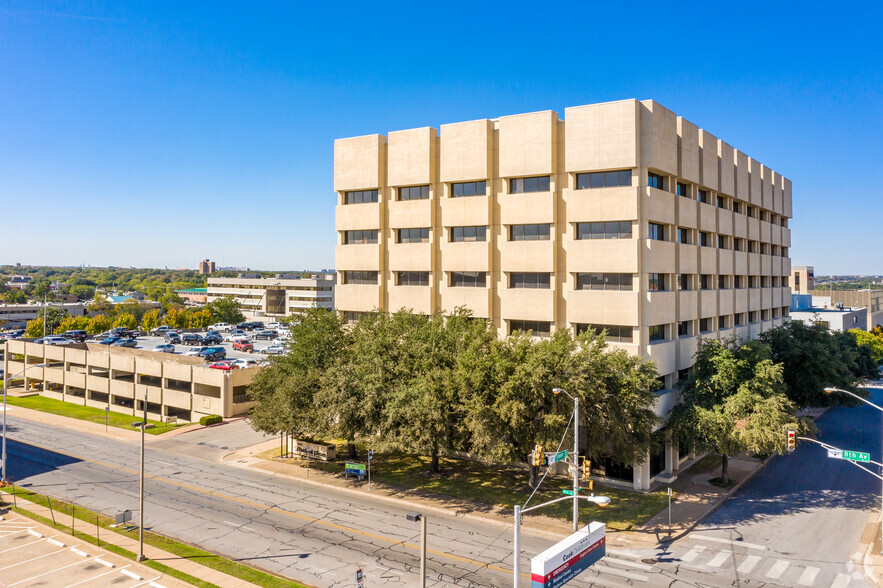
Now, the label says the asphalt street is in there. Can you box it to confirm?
[5,388,882,588]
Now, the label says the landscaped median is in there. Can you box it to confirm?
[3,394,184,435]
[0,485,306,588]
[258,446,670,532]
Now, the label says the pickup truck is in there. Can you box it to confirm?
[209,323,232,332]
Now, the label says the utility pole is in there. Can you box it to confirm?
[553,388,580,532]
[137,387,146,561]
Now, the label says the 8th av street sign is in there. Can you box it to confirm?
[828,448,871,463]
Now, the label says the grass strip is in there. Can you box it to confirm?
[3,394,183,435]
[1,486,306,588]
[261,447,669,531]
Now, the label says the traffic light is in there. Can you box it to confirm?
[581,458,591,481]
[786,429,796,453]
[533,445,544,466]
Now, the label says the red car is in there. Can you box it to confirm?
[208,360,239,371]
[232,339,253,352]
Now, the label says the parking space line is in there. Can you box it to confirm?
[0,537,56,554]
[0,545,73,570]
[63,564,131,588]
[121,569,143,580]
[0,528,39,542]
[9,555,96,586]
[130,576,163,588]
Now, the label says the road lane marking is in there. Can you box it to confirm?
[706,550,732,568]
[9,438,518,578]
[831,572,851,588]
[681,545,705,562]
[737,555,761,573]
[766,559,789,579]
[797,566,820,586]
[689,533,766,550]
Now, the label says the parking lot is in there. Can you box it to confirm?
[0,511,183,587]
[106,333,284,362]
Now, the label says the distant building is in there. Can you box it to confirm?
[790,294,866,332]
[207,274,335,320]
[199,259,216,275]
[105,292,146,304]
[5,275,31,290]
[175,288,208,304]
[791,265,814,295]
[0,302,87,329]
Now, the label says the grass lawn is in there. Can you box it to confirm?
[4,394,184,435]
[260,446,669,532]
[1,486,305,588]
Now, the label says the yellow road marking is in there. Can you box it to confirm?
[13,439,521,577]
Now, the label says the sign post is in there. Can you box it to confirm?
[105,405,109,432]
[368,449,373,491]
[305,444,310,477]
[667,487,672,537]
[355,568,363,588]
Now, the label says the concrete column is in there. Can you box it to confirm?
[633,451,652,491]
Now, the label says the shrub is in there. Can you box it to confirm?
[199,414,223,426]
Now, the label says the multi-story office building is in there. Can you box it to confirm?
[333,99,792,489]
[199,259,216,275]
[791,265,813,294]
[206,273,335,320]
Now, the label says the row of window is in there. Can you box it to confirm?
[344,170,788,228]
[650,222,790,256]
[341,271,789,290]
[508,309,791,339]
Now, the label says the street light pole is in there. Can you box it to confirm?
[137,387,146,561]
[824,386,883,554]
[553,388,579,532]
[406,512,426,588]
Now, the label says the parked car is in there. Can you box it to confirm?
[208,360,238,371]
[154,344,175,353]
[110,327,133,338]
[62,330,88,342]
[43,336,71,346]
[198,346,226,361]
[229,358,259,368]
[260,344,286,355]
[209,323,232,332]
[112,338,137,348]
[253,329,278,340]
[181,333,201,345]
[149,325,172,336]
[265,322,285,330]
[164,332,182,344]
[200,332,222,345]
[236,321,265,331]
[232,339,253,352]
[98,337,121,346]
[224,329,249,342]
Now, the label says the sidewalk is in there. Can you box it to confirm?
[1,490,261,588]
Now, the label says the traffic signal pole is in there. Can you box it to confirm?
[572,397,579,533]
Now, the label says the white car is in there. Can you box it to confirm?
[184,347,206,356]
[224,333,252,343]
[229,358,259,368]
[260,344,286,355]
[209,323,232,332]
[43,336,72,346]
[266,322,285,330]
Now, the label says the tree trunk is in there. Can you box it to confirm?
[528,463,538,489]
[720,454,729,485]
[429,440,440,474]
[347,441,357,460]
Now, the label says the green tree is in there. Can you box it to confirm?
[25,318,44,338]
[206,297,245,324]
[165,307,187,328]
[669,338,809,484]
[69,285,95,300]
[113,313,138,330]
[160,292,185,312]
[54,315,91,334]
[86,315,112,335]
[760,321,877,407]
[187,308,213,329]
[851,328,883,364]
[141,309,162,331]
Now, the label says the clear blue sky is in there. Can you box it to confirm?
[1,1,880,274]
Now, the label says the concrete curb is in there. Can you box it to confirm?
[658,452,776,545]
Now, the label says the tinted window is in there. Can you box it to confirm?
[450,272,486,287]
[648,173,665,190]
[509,273,551,289]
[397,271,430,286]
[509,320,552,337]
[397,228,430,243]
[399,185,430,201]
[510,224,551,241]
[450,226,487,242]
[344,271,378,285]
[576,221,632,240]
[344,230,378,245]
[452,181,486,197]
[344,190,379,204]
[648,223,665,241]
[510,176,551,194]
[575,170,632,190]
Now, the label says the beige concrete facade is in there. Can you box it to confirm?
[2,340,258,422]
[791,265,813,294]
[333,99,792,489]
[813,288,883,330]
[206,274,335,320]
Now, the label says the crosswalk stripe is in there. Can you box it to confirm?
[737,555,761,573]
[798,566,820,586]
[707,550,732,568]
[766,559,789,579]
[681,545,706,562]
[831,572,852,588]
[689,533,766,550]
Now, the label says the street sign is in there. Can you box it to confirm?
[552,450,568,464]
[368,449,374,460]
[531,522,606,587]
[562,489,575,496]
[355,568,363,588]
[843,450,871,462]
[827,448,871,462]
[114,510,132,525]
[345,462,366,477]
